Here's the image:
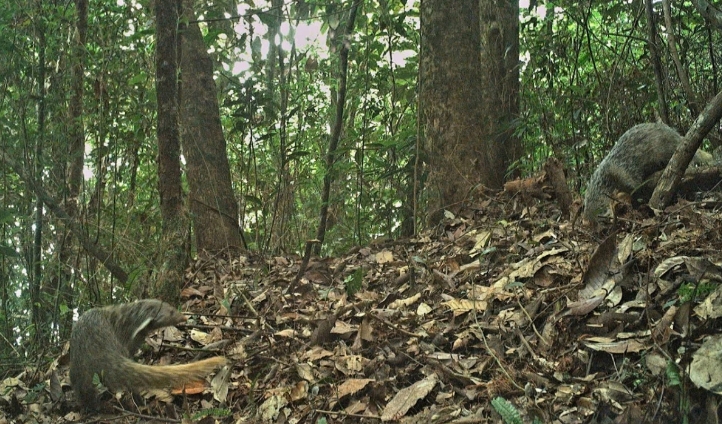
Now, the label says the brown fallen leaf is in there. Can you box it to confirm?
[170,379,206,395]
[337,378,374,399]
[381,374,438,421]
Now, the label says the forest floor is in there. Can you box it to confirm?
[7,184,722,423]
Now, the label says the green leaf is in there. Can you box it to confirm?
[0,244,19,257]
[344,269,364,296]
[666,361,682,387]
[491,397,523,424]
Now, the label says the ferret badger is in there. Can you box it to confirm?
[69,299,227,410]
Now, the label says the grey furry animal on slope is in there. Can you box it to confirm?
[583,122,709,223]
[69,299,227,411]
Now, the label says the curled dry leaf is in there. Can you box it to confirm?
[211,363,231,403]
[582,337,647,354]
[381,374,438,421]
[376,250,394,263]
[337,378,374,399]
[190,329,214,345]
[694,284,722,320]
[690,334,722,394]
[563,295,605,317]
[580,231,618,301]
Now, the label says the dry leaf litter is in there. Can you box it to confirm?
[4,191,722,423]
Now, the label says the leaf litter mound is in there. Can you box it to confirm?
[8,190,722,423]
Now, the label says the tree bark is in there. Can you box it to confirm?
[180,1,242,255]
[155,0,186,302]
[315,0,361,254]
[420,0,520,224]
[31,6,48,343]
[479,0,521,182]
[53,0,87,339]
[645,0,670,124]
[663,0,700,116]
[266,0,295,252]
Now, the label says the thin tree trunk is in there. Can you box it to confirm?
[315,0,361,254]
[694,0,722,32]
[650,90,722,208]
[663,0,700,116]
[155,0,186,302]
[30,6,47,344]
[266,0,295,252]
[50,0,87,340]
[645,0,670,124]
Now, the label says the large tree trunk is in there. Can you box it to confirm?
[180,2,242,255]
[154,0,186,302]
[420,0,520,223]
[479,0,520,182]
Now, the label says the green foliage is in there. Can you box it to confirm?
[666,360,682,387]
[1,0,720,377]
[617,356,646,390]
[217,0,419,254]
[344,268,364,296]
[667,359,690,423]
[519,1,721,190]
[92,372,102,388]
[0,244,18,258]
[491,396,523,424]
[677,281,717,304]
[23,383,47,404]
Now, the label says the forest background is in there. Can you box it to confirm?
[2,0,721,370]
